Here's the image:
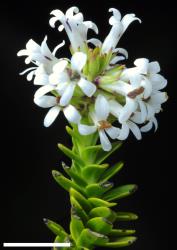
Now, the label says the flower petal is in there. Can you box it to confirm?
[110,56,125,64]
[102,80,132,96]
[56,82,69,95]
[152,116,158,131]
[17,49,28,57]
[109,8,121,22]
[59,83,75,106]
[127,120,142,140]
[121,13,141,33]
[49,16,60,28]
[141,121,153,132]
[78,78,96,97]
[87,38,102,47]
[34,95,56,108]
[34,85,55,99]
[129,74,142,89]
[44,106,60,127]
[50,9,64,21]
[66,6,79,17]
[148,61,160,74]
[149,74,167,90]
[131,112,143,124]
[109,100,122,117]
[138,100,147,122]
[49,71,69,86]
[99,130,112,151]
[113,48,128,59]
[52,40,65,56]
[117,123,129,140]
[63,105,81,124]
[71,52,87,73]
[105,126,120,139]
[19,67,36,75]
[149,92,168,105]
[134,58,149,74]
[34,73,49,85]
[95,95,109,121]
[119,98,137,123]
[53,60,68,73]
[26,39,41,53]
[27,70,35,81]
[78,124,97,135]
[141,78,152,99]
[41,36,52,58]
[146,103,155,120]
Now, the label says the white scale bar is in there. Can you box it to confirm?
[3,243,71,247]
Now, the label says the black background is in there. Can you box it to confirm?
[1,0,175,249]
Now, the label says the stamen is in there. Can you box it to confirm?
[98,120,112,130]
[127,86,144,99]
[70,72,80,81]
[56,96,60,104]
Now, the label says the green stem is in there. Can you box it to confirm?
[45,125,138,249]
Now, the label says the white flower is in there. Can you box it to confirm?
[101,8,141,54]
[34,95,81,127]
[101,58,167,128]
[44,52,96,106]
[49,6,98,52]
[78,95,120,151]
[109,100,142,140]
[17,36,65,83]
[118,59,168,123]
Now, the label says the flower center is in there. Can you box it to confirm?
[56,96,60,104]
[127,86,144,99]
[67,68,80,81]
[70,71,80,81]
[98,120,112,130]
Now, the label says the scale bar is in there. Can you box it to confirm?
[3,243,71,247]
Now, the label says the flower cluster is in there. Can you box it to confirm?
[17,6,168,151]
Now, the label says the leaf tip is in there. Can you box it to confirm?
[43,218,48,224]
[129,184,138,194]
[128,236,137,244]
[52,170,61,178]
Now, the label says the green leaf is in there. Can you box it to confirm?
[58,144,84,166]
[95,141,122,164]
[101,236,137,248]
[65,126,83,155]
[81,145,102,164]
[77,229,108,249]
[89,207,117,223]
[81,164,108,184]
[62,163,87,187]
[70,188,92,212]
[43,219,68,238]
[82,141,122,165]
[88,197,117,208]
[70,196,89,223]
[116,212,138,221]
[100,161,124,182]
[109,229,136,236]
[86,182,113,197]
[52,170,84,195]
[87,217,113,234]
[103,184,138,202]
[70,214,84,243]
